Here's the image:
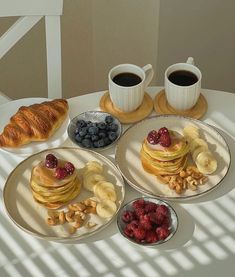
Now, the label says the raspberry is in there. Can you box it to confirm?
[122,210,136,223]
[124,226,134,238]
[147,130,160,145]
[139,214,152,230]
[144,201,159,213]
[158,127,169,136]
[55,167,68,179]
[126,220,139,231]
[159,133,171,147]
[148,212,164,226]
[134,207,145,218]
[45,154,58,168]
[145,230,158,243]
[156,205,169,217]
[64,162,75,175]
[132,199,145,209]
[161,217,170,229]
[133,227,146,241]
[156,227,170,241]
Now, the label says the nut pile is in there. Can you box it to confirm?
[158,165,208,194]
[46,198,98,234]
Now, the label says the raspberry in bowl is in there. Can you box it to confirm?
[117,197,178,246]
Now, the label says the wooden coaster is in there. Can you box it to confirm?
[154,90,208,119]
[99,91,153,124]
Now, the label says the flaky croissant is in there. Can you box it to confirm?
[0,99,69,148]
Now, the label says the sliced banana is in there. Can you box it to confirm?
[190,138,208,153]
[83,173,106,192]
[94,181,117,201]
[96,199,117,218]
[183,124,199,141]
[195,151,217,174]
[83,161,103,176]
[94,181,115,193]
[192,146,208,161]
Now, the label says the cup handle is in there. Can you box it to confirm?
[142,64,154,88]
[186,57,194,65]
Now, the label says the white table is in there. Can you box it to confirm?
[0,87,235,277]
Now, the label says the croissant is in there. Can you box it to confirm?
[0,99,69,148]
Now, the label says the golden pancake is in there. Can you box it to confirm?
[31,160,77,188]
[32,177,81,203]
[140,130,189,176]
[30,158,82,209]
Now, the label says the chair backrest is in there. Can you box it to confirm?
[0,0,63,99]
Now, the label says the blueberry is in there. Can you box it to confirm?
[88,126,99,135]
[99,132,107,139]
[85,134,91,139]
[76,119,86,128]
[105,115,114,124]
[75,134,82,143]
[74,127,81,135]
[97,139,105,147]
[104,137,111,146]
[86,121,92,127]
[97,122,106,130]
[93,141,99,148]
[91,134,99,142]
[79,127,88,137]
[109,123,118,132]
[108,131,118,141]
[82,138,92,148]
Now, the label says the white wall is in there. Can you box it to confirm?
[157,0,235,93]
[0,0,234,100]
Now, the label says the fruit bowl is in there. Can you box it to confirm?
[67,111,122,151]
[117,197,178,246]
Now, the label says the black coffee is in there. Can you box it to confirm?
[168,70,198,86]
[112,72,142,87]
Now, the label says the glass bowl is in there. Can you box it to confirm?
[67,111,122,151]
[117,197,178,246]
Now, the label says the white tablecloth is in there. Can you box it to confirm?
[0,87,235,277]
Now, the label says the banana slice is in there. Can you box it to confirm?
[192,146,208,161]
[195,151,217,174]
[183,125,199,141]
[83,161,103,176]
[94,182,117,202]
[190,138,208,153]
[83,173,106,192]
[96,199,117,218]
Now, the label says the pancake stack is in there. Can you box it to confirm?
[30,159,81,209]
[141,130,190,176]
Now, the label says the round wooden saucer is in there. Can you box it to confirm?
[154,90,208,119]
[99,91,153,124]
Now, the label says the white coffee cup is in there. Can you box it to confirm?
[108,63,154,112]
[164,57,202,111]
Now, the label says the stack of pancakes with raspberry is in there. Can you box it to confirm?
[140,127,189,176]
[30,155,81,209]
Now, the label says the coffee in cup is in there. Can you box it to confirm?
[164,57,202,111]
[108,63,154,112]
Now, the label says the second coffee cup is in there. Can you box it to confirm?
[165,57,202,111]
[108,63,154,113]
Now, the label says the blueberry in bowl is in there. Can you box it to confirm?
[67,111,122,151]
[117,197,178,246]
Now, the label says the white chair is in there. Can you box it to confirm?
[0,0,63,99]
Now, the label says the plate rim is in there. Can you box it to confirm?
[3,146,126,242]
[115,114,231,201]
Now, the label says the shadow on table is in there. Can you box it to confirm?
[65,201,195,250]
[183,128,235,204]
